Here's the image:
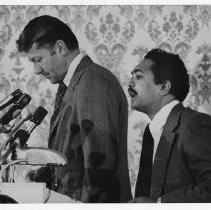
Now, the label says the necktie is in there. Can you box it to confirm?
[50,82,67,129]
[135,124,154,198]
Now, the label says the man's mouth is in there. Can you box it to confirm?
[128,87,137,99]
[45,75,50,79]
[42,72,50,78]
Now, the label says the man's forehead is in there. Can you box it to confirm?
[27,43,40,53]
[25,44,47,57]
[132,59,153,73]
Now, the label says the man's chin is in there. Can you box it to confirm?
[50,80,58,84]
[48,78,59,84]
[130,101,138,110]
[131,102,143,112]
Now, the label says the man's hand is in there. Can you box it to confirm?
[128,197,156,203]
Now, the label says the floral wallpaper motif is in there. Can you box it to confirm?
[1,5,211,195]
[85,6,135,80]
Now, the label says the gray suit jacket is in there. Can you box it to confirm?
[48,55,132,202]
[149,103,211,202]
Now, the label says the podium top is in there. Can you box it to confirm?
[16,147,68,165]
[0,147,68,166]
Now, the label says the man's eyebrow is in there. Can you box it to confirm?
[131,69,143,74]
[29,56,40,61]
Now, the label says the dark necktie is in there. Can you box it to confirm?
[135,124,154,198]
[50,82,67,129]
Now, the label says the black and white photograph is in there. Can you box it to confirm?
[0,0,211,208]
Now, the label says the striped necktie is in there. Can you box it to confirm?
[50,82,67,129]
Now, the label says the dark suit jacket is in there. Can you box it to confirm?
[147,103,211,202]
[48,55,132,202]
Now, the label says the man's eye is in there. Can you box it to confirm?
[33,58,41,63]
[135,74,142,79]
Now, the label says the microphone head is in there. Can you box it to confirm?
[31,106,48,125]
[13,129,30,147]
[15,93,31,109]
[0,94,31,125]
[0,89,23,111]
[11,89,23,99]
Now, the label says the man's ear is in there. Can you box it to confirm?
[159,80,171,96]
[54,40,67,56]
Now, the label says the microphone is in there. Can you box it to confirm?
[0,93,31,125]
[13,129,29,148]
[0,107,31,134]
[9,108,32,135]
[12,106,48,147]
[0,89,23,111]
[0,106,48,163]
[0,108,31,150]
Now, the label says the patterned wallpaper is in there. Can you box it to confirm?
[1,5,211,194]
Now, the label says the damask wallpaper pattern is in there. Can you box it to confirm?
[0,5,211,194]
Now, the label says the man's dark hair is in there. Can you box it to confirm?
[144,48,190,102]
[16,15,79,52]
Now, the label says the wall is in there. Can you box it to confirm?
[0,5,211,193]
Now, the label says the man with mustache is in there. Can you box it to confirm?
[16,15,132,203]
[128,48,211,202]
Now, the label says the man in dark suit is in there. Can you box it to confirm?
[16,15,132,203]
[128,48,211,202]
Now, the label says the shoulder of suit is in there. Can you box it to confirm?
[83,62,119,83]
[181,106,211,120]
[179,106,211,134]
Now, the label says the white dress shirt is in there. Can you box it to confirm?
[149,100,179,163]
[63,53,85,86]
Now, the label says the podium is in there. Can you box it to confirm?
[0,147,79,203]
[0,182,80,203]
[0,183,47,203]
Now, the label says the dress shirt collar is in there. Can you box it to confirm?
[149,100,179,136]
[63,52,85,87]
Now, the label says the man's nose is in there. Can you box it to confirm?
[129,76,135,88]
[34,64,42,75]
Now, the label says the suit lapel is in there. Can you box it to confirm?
[150,103,183,200]
[49,55,93,140]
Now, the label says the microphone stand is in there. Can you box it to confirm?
[2,138,18,182]
[0,159,28,183]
